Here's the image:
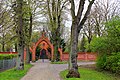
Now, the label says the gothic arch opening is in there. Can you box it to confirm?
[30,34,54,61]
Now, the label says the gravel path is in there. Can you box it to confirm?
[21,59,95,80]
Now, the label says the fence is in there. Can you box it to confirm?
[0,58,16,71]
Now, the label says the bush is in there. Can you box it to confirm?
[96,54,107,69]
[0,54,17,60]
[97,52,120,74]
[90,37,108,53]
[105,52,120,74]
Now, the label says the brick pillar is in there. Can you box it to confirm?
[32,51,36,62]
[58,48,63,61]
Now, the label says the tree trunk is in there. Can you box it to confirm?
[2,42,5,52]
[2,32,5,52]
[29,13,32,39]
[25,13,32,64]
[16,44,24,70]
[87,36,92,52]
[16,0,24,70]
[53,44,58,61]
[15,43,18,52]
[66,21,80,78]
[26,46,30,64]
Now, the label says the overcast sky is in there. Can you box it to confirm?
[65,0,120,28]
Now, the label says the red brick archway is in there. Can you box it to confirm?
[30,32,54,61]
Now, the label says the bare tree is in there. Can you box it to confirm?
[90,0,120,36]
[80,0,120,52]
[82,16,95,51]
[67,0,95,78]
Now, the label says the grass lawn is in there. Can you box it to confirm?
[51,61,68,64]
[60,68,120,80]
[0,64,32,80]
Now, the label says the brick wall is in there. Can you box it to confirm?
[62,52,97,61]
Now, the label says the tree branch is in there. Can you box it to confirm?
[76,0,85,24]
[78,0,95,33]
[69,0,75,20]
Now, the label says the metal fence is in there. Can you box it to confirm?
[0,58,16,71]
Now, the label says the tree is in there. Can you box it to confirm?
[89,0,120,37]
[46,0,69,61]
[82,17,95,52]
[90,16,120,73]
[105,16,120,53]
[11,0,38,63]
[66,0,95,78]
[79,34,86,52]
[0,0,15,52]
[15,0,25,70]
[23,0,33,64]
[90,16,120,54]
[80,0,120,52]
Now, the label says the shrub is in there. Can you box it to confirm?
[96,54,107,69]
[97,52,120,74]
[90,37,109,54]
[0,54,17,60]
[105,52,120,74]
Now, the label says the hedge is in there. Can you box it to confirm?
[97,52,120,74]
[105,52,120,74]
[0,54,17,60]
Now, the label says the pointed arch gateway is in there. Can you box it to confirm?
[30,33,54,61]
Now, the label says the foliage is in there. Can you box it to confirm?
[0,54,17,60]
[96,52,120,74]
[96,54,107,69]
[36,46,41,60]
[0,64,32,80]
[105,52,120,74]
[90,16,120,54]
[79,34,86,52]
[60,68,120,80]
[85,42,91,52]
[0,1,15,52]
[90,37,108,53]
[31,32,41,43]
[91,16,120,74]
[105,16,120,53]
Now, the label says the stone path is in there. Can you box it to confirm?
[21,59,95,80]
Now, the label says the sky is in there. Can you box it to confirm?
[65,0,89,28]
[65,0,120,28]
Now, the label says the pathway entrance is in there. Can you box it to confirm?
[40,49,48,59]
[21,60,95,80]
[21,59,67,80]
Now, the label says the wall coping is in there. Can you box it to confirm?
[63,52,97,54]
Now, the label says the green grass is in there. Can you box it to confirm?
[60,68,120,80]
[51,61,68,64]
[0,64,32,80]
